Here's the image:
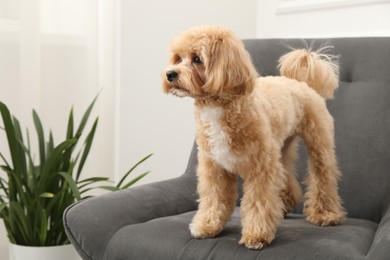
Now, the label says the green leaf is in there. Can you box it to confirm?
[9,201,31,244]
[4,165,29,207]
[39,209,48,245]
[16,138,35,178]
[75,95,98,138]
[40,139,77,191]
[33,109,46,169]
[39,192,54,198]
[11,117,28,181]
[58,172,81,201]
[77,177,110,184]
[66,106,74,139]
[0,177,8,197]
[96,186,119,192]
[79,187,95,195]
[0,102,23,179]
[76,117,98,181]
[77,177,111,190]
[2,215,16,244]
[11,116,23,141]
[47,130,54,159]
[117,153,152,188]
[0,152,10,167]
[0,203,6,215]
[17,130,37,192]
[120,171,150,189]
[44,192,62,219]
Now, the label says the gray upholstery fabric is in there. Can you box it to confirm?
[102,209,377,260]
[64,38,390,259]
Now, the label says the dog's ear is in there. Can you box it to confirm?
[203,37,257,96]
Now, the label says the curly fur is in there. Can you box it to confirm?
[162,26,346,250]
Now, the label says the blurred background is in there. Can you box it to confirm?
[0,0,389,258]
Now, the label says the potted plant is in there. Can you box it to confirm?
[0,98,152,260]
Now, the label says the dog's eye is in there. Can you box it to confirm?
[193,56,202,64]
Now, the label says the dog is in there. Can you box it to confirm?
[162,26,346,250]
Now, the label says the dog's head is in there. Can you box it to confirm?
[162,26,258,99]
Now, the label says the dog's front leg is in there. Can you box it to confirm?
[190,152,237,239]
[239,160,285,250]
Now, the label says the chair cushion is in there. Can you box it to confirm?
[102,208,377,260]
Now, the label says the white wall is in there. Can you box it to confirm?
[117,0,257,184]
[256,0,390,38]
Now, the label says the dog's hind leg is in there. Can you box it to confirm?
[189,152,237,239]
[280,137,302,214]
[301,107,346,226]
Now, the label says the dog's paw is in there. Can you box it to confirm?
[239,232,274,250]
[189,222,222,239]
[305,209,346,227]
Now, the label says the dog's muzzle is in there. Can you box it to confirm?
[166,70,178,82]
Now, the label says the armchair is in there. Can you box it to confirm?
[64,37,390,259]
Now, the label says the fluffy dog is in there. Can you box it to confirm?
[162,26,346,250]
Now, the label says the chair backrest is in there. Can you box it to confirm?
[184,38,390,223]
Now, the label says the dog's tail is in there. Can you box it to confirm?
[278,47,339,99]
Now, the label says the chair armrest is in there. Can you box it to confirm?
[63,175,197,260]
[367,203,390,259]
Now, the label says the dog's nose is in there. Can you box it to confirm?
[166,70,178,82]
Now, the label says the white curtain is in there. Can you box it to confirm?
[0,0,119,257]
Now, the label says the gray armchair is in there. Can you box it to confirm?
[63,37,390,260]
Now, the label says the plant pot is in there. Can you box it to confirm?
[9,243,80,260]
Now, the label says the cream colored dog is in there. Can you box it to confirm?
[162,26,346,250]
